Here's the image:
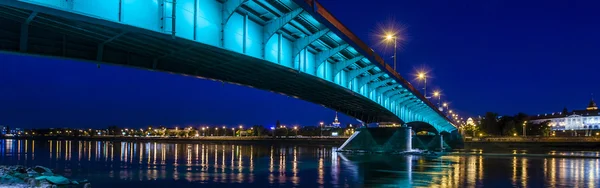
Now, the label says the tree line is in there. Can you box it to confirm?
[464,112,551,137]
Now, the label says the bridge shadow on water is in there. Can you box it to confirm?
[337,152,462,187]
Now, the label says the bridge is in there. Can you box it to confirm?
[0,0,458,151]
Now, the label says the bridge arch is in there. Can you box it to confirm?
[0,0,455,131]
[406,121,439,135]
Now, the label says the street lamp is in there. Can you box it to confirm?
[232,128,235,137]
[523,121,527,137]
[417,72,427,98]
[320,122,324,137]
[383,34,398,71]
[293,126,298,136]
[433,91,441,107]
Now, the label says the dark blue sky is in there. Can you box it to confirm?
[2,0,600,129]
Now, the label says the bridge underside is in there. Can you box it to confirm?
[0,6,399,123]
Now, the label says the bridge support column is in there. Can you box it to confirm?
[439,134,444,150]
[337,127,412,153]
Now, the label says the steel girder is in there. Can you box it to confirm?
[332,56,363,77]
[291,29,330,64]
[221,0,249,47]
[377,84,400,96]
[367,78,394,94]
[97,31,127,61]
[385,89,406,98]
[222,0,248,25]
[391,94,412,104]
[262,8,303,46]
[314,44,349,74]
[347,64,375,80]
[356,72,386,89]
[19,11,37,52]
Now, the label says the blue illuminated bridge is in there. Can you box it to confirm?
[0,0,458,150]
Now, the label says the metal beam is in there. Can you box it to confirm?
[356,72,386,89]
[376,84,400,95]
[398,98,418,107]
[383,87,405,97]
[332,56,363,77]
[19,11,37,52]
[222,0,248,24]
[367,78,393,92]
[347,65,375,80]
[314,44,350,73]
[391,94,412,103]
[96,31,128,61]
[263,9,303,45]
[221,0,248,47]
[291,29,330,62]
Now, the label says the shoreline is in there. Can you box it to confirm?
[464,141,600,150]
[2,136,349,146]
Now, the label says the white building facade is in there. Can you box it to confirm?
[530,99,600,133]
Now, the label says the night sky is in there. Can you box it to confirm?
[2,0,600,129]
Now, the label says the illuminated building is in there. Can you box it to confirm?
[0,125,6,135]
[530,98,600,135]
[332,112,341,128]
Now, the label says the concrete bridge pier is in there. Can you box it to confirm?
[426,134,446,151]
[338,127,412,153]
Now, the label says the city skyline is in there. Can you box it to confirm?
[2,0,600,129]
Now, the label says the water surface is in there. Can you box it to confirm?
[1,139,599,187]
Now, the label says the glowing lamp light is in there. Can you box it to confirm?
[417,72,426,79]
[385,34,394,40]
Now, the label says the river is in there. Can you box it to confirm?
[0,139,598,187]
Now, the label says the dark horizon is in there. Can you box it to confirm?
[2,0,600,129]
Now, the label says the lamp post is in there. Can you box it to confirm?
[384,34,398,71]
[320,122,324,137]
[215,127,219,137]
[232,128,235,137]
[417,72,427,98]
[293,126,298,136]
[523,121,527,137]
[443,103,449,113]
[433,91,441,107]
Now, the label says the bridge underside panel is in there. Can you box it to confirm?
[0,6,399,123]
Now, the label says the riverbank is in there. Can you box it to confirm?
[464,136,600,149]
[2,136,349,146]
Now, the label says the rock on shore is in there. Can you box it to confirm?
[0,165,91,188]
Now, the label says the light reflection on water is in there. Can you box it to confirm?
[0,139,599,188]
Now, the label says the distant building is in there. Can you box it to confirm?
[10,128,24,135]
[322,112,342,129]
[0,125,6,135]
[331,112,341,128]
[530,98,600,135]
